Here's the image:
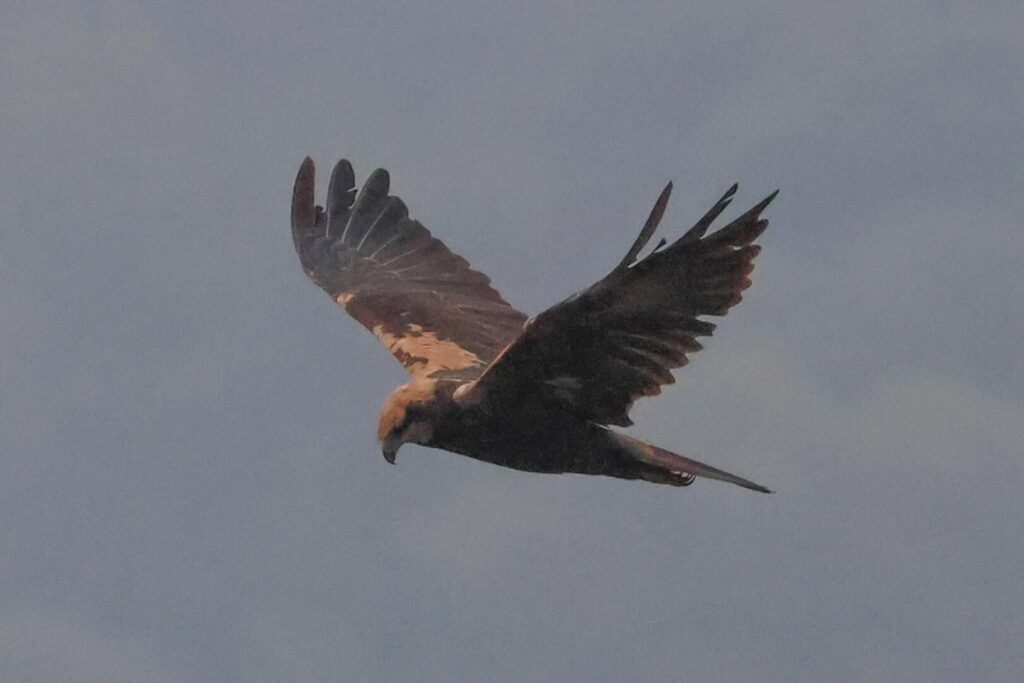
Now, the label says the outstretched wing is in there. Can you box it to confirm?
[461,183,777,426]
[291,158,528,380]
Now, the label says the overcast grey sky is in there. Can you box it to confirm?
[2,1,1022,681]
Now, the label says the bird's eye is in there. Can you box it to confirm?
[404,405,422,423]
[397,408,417,432]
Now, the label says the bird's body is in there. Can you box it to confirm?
[291,156,777,493]
[379,379,656,480]
[400,379,613,474]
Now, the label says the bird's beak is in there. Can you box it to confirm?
[381,434,402,464]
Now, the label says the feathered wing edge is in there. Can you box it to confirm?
[291,157,529,379]
[467,182,779,424]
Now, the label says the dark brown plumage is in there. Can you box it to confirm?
[291,157,777,492]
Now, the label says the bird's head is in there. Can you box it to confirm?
[377,380,441,464]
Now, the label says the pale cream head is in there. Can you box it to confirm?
[377,380,439,463]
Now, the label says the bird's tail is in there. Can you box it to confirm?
[614,432,772,493]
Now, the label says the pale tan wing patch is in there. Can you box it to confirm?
[371,323,486,378]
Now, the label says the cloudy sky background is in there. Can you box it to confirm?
[2,1,1022,680]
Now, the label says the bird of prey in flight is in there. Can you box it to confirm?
[291,157,777,492]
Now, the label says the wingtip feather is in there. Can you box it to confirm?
[612,181,674,274]
[326,159,357,233]
[291,157,317,230]
[755,189,780,214]
[364,168,391,194]
[676,183,740,245]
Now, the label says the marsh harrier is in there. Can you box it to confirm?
[291,157,776,492]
